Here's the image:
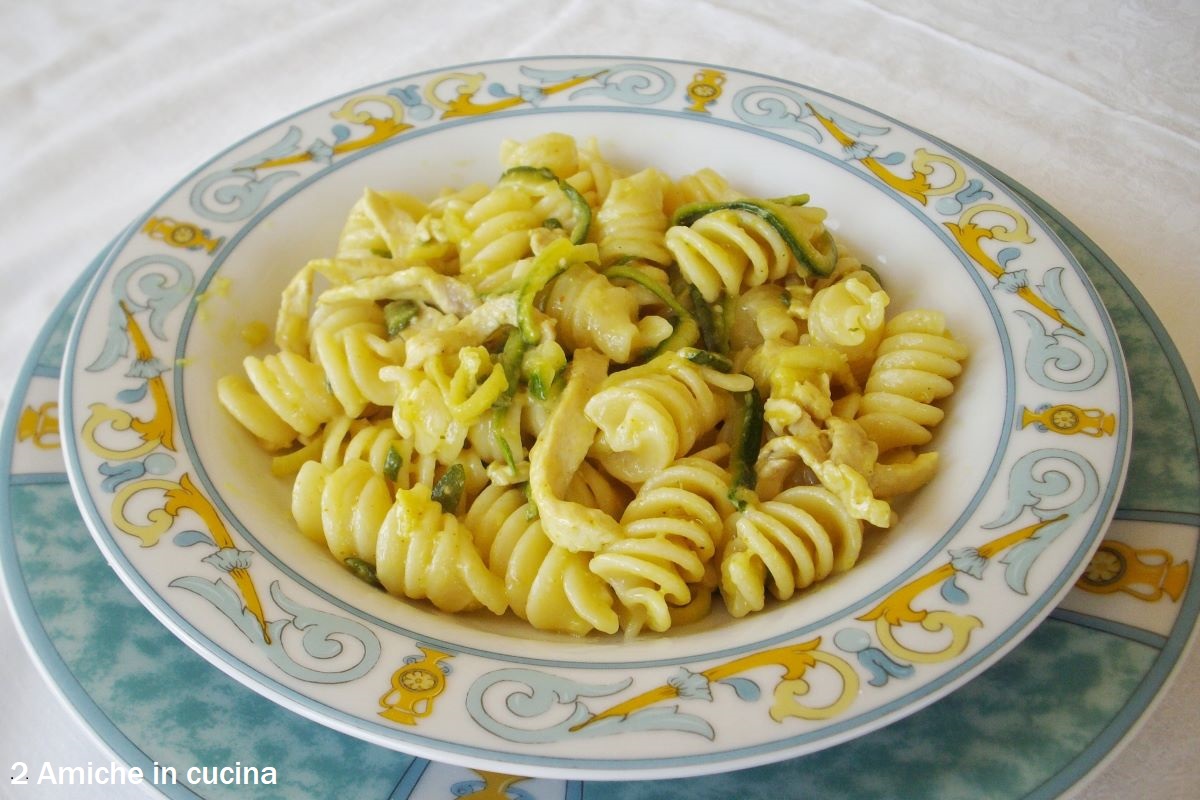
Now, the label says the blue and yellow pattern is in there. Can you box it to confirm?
[53,56,1134,778]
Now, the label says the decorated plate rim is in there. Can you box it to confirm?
[57,55,1132,778]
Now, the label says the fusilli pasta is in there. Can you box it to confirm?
[218,133,967,637]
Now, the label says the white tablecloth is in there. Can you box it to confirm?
[2,2,1197,797]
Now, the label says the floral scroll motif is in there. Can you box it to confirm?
[190,93,413,223]
[564,63,674,105]
[853,444,1100,670]
[189,127,304,223]
[87,256,193,374]
[83,303,177,460]
[945,204,1074,329]
[986,448,1101,593]
[732,85,886,145]
[83,293,381,683]
[855,515,1063,666]
[732,87,974,203]
[1014,269,1109,392]
[465,640,858,743]
[258,94,413,169]
[425,68,606,118]
[943,203,1108,390]
[171,576,381,684]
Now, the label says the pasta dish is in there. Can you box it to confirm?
[217,133,967,637]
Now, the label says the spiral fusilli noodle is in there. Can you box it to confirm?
[855,309,968,453]
[292,458,504,614]
[663,167,743,217]
[590,457,734,633]
[501,133,621,209]
[807,267,889,382]
[665,208,794,302]
[375,483,507,614]
[291,459,391,563]
[595,168,672,266]
[584,352,731,485]
[217,351,339,450]
[544,264,671,364]
[452,184,544,286]
[720,485,863,617]
[309,301,398,418]
[465,483,619,635]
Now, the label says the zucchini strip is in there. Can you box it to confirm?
[344,557,383,589]
[517,238,575,345]
[604,264,701,359]
[688,284,729,355]
[383,298,419,337]
[500,165,592,245]
[431,463,467,513]
[679,347,735,373]
[728,386,765,509]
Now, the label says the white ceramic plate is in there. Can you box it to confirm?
[60,56,1130,780]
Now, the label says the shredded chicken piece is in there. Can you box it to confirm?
[755,418,894,528]
[528,348,623,552]
[403,295,517,368]
[317,265,478,316]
